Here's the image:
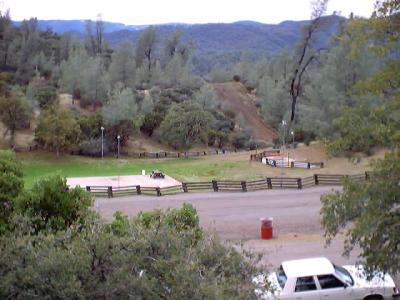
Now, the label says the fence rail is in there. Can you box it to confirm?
[86,172,370,198]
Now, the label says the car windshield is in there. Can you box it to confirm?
[276,265,287,289]
[334,264,354,286]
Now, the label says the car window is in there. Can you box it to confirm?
[295,276,317,292]
[317,275,345,289]
[276,265,287,289]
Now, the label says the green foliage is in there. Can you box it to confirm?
[321,150,400,275]
[34,80,57,108]
[137,204,202,243]
[0,91,30,146]
[0,206,264,299]
[321,1,400,276]
[109,42,136,88]
[0,150,23,233]
[327,106,389,155]
[232,129,252,149]
[15,175,93,233]
[79,138,109,157]
[193,84,217,110]
[159,102,213,150]
[35,105,81,157]
[140,111,164,136]
[102,87,138,126]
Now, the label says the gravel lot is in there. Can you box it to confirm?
[95,187,399,285]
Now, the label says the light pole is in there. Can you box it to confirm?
[117,135,121,159]
[291,130,294,149]
[101,126,104,158]
[281,120,286,187]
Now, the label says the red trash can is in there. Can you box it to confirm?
[260,217,273,240]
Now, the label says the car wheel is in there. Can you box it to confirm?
[363,295,383,300]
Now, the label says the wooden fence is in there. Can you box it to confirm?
[123,149,236,159]
[87,172,370,198]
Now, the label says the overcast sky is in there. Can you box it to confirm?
[2,0,376,25]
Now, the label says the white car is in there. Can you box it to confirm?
[254,257,399,300]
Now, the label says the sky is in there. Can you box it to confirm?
[2,0,376,25]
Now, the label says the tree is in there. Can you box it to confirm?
[140,91,154,114]
[102,87,138,126]
[80,56,109,106]
[35,105,81,157]
[85,16,105,56]
[135,26,157,74]
[321,0,400,275]
[59,46,89,103]
[16,175,93,233]
[0,150,23,234]
[288,0,329,122]
[0,9,13,68]
[159,102,213,149]
[321,151,400,275]
[109,42,136,88]
[0,91,30,147]
[193,84,217,110]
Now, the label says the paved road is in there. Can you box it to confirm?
[96,186,400,285]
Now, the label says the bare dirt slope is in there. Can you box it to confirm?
[213,82,277,142]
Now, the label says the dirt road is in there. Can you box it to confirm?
[96,187,361,265]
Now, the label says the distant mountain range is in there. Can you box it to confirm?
[13,16,344,72]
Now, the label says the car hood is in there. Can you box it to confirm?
[343,265,396,289]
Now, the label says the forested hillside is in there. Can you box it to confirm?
[13,15,343,74]
[0,3,398,157]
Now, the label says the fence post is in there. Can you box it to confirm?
[307,162,311,169]
[156,153,159,158]
[107,186,113,198]
[320,162,324,168]
[365,171,370,180]
[156,187,161,196]
[266,177,272,189]
[314,174,319,185]
[182,182,188,193]
[297,178,302,189]
[86,186,91,192]
[290,161,294,168]
[136,185,141,195]
[212,180,219,192]
[241,181,247,192]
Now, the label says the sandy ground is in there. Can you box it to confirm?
[95,187,358,266]
[67,174,181,188]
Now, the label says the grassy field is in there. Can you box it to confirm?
[19,144,384,188]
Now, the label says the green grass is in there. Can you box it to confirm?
[20,152,259,188]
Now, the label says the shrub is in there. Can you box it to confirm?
[79,138,109,157]
[233,75,241,82]
[15,175,93,233]
[0,150,24,233]
[232,130,252,149]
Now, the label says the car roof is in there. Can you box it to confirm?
[281,257,335,278]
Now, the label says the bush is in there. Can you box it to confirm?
[140,112,164,136]
[246,140,268,150]
[79,138,109,157]
[232,130,252,149]
[233,75,241,82]
[15,175,93,233]
[0,150,24,233]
